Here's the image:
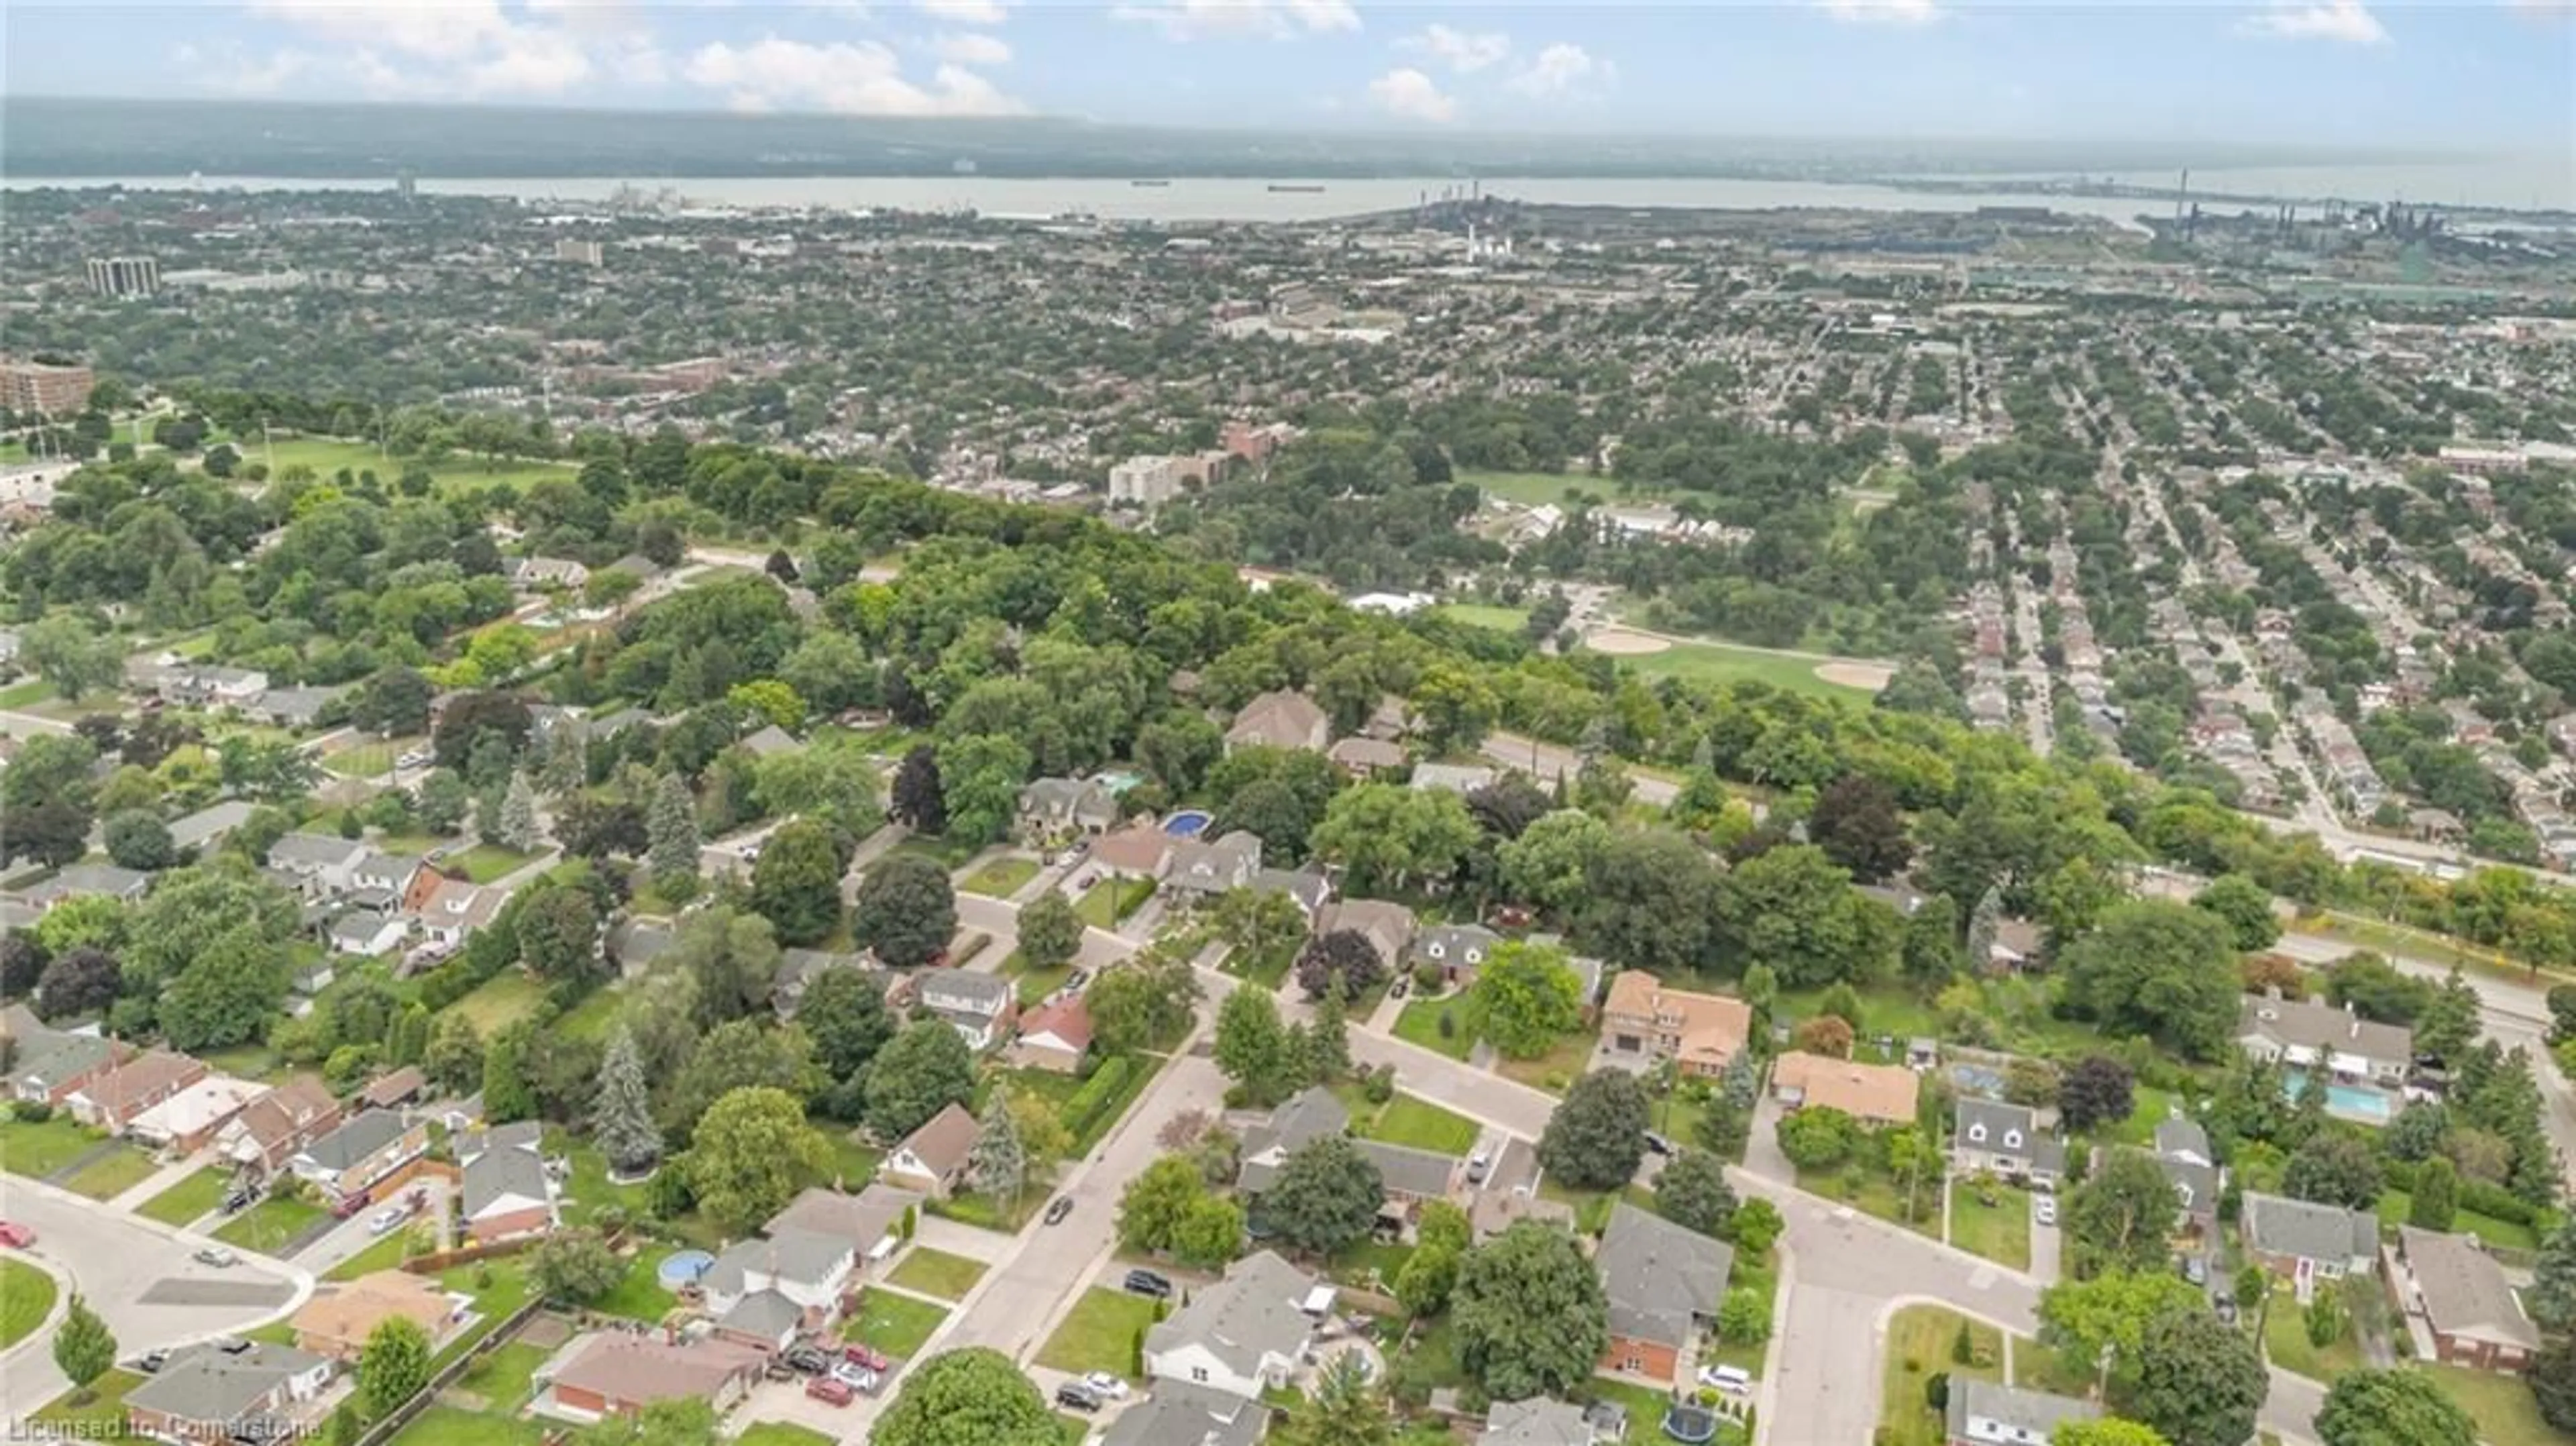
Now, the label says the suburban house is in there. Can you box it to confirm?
[1143,1249,1327,1399]
[2237,990,2414,1088]
[410,879,503,949]
[1093,822,1177,881]
[506,556,590,592]
[737,724,800,760]
[19,862,152,909]
[916,970,1019,1052]
[1018,777,1120,842]
[1250,867,1333,921]
[2,1004,126,1106]
[1238,1087,1352,1193]
[771,950,882,1021]
[290,1270,462,1361]
[357,1066,428,1112]
[2154,1118,2222,1235]
[66,1048,211,1132]
[2241,1191,2379,1297]
[2391,1225,2541,1372]
[1326,735,1406,779]
[327,908,410,957]
[1010,995,1093,1074]
[350,851,432,902]
[1770,1052,1921,1128]
[1410,924,1500,985]
[1597,1203,1731,1386]
[1356,1139,1458,1212]
[1409,762,1496,795]
[883,1103,981,1199]
[218,1076,344,1175]
[1167,830,1265,905]
[129,1075,265,1154]
[123,1341,334,1444]
[1599,971,1753,1078]
[700,1228,858,1349]
[1951,1099,2066,1186]
[764,1182,921,1268]
[289,1108,429,1204]
[1226,690,1330,754]
[534,1333,765,1423]
[1100,1381,1271,1446]
[1943,1380,2100,1446]
[169,799,260,854]
[1310,898,1417,975]
[459,1120,559,1244]
[1468,1139,1575,1243]
[1479,1398,1613,1446]
[606,917,676,978]
[266,834,372,897]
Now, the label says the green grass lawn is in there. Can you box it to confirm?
[1363,1094,1481,1155]
[1034,1286,1161,1380]
[324,1228,421,1282]
[1326,1237,1414,1292]
[2100,1087,2183,1148]
[1,1257,58,1349]
[386,1404,549,1446]
[1607,637,1882,700]
[814,1130,882,1192]
[1436,603,1532,634]
[553,982,625,1040]
[1002,948,1077,1009]
[961,857,1040,898]
[1796,1162,1940,1239]
[0,677,56,709]
[2422,1363,2563,1446]
[736,1427,835,1446]
[33,1368,142,1429]
[453,1341,547,1412]
[0,1115,108,1177]
[887,1247,988,1300]
[1947,1180,2033,1272]
[2259,1286,2365,1383]
[555,1135,652,1227]
[1391,995,1481,1060]
[1075,877,1156,930]
[1494,1029,1598,1095]
[450,970,549,1034]
[214,1193,328,1253]
[592,1252,678,1323]
[59,1144,161,1201]
[1703,1247,1779,1378]
[136,1164,237,1227]
[451,844,539,884]
[1880,1305,2004,1446]
[2375,1190,2541,1251]
[254,434,578,499]
[1462,468,1608,506]
[1224,940,1298,989]
[840,1287,949,1358]
[321,740,400,779]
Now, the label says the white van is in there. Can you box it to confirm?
[1697,1364,1752,1396]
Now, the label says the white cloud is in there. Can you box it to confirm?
[240,0,626,96]
[1817,0,1943,25]
[2241,0,2390,42]
[683,37,1026,114]
[462,23,594,95]
[1366,66,1456,123]
[245,0,508,60]
[1401,23,1509,73]
[930,30,1012,64]
[1507,42,1610,97]
[1109,0,1359,41]
[916,0,1007,22]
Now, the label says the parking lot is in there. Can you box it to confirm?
[0,1180,307,1416]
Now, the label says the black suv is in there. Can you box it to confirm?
[782,1345,833,1376]
[1055,1382,1102,1413]
[1122,1268,1173,1298]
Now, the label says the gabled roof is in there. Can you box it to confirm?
[1772,1051,1919,1125]
[2153,1117,2212,1164]
[126,1342,329,1425]
[719,1288,803,1339]
[1249,867,1332,915]
[1480,1398,1596,1446]
[1356,1139,1456,1198]
[1411,924,1500,963]
[1018,995,1093,1053]
[1093,822,1175,875]
[2241,1190,2378,1264]
[227,1076,338,1149]
[299,1109,411,1172]
[71,1049,204,1116]
[2399,1225,2540,1351]
[269,833,370,871]
[1945,1380,2100,1444]
[462,1134,552,1220]
[1953,1098,2065,1174]
[705,1227,853,1296]
[1596,1204,1729,1349]
[290,1270,452,1350]
[1100,1381,1269,1446]
[1145,1249,1318,1378]
[2239,993,2413,1065]
[893,1103,981,1178]
[1226,690,1328,749]
[1240,1085,1351,1184]
[918,969,1013,1015]
[763,1182,922,1252]
[545,1333,765,1408]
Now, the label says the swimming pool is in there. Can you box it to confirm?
[2279,1067,2394,1121]
[1163,810,1213,838]
[657,1249,715,1290]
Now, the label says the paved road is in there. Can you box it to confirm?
[1481,730,1679,808]
[955,893,1143,975]
[0,1178,310,1416]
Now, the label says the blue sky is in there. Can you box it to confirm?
[6,1,2570,148]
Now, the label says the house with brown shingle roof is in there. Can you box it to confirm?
[1093,821,1175,881]
[290,1270,460,1361]
[1010,995,1093,1074]
[883,1103,980,1199]
[217,1076,344,1174]
[1225,691,1330,754]
[1599,971,1751,1078]
[1770,1051,1919,1127]
[66,1048,208,1131]
[534,1333,765,1423]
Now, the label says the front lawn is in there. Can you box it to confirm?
[33,1368,142,1429]
[737,1427,835,1446]
[1364,1094,1481,1155]
[1494,1030,1598,1095]
[840,1287,949,1358]
[451,844,539,884]
[1002,948,1075,1009]
[2422,1362,2564,1446]
[1794,1160,1939,1239]
[1879,1305,2002,1446]
[325,1228,420,1282]
[1224,940,1298,989]
[1702,1247,1778,1378]
[1,1257,58,1348]
[1075,877,1155,930]
[136,1165,236,1226]
[214,1193,328,1253]
[961,857,1040,898]
[814,1131,882,1192]
[60,1144,160,1201]
[1947,1179,2033,1272]
[2259,1285,2364,1382]
[887,1247,987,1301]
[387,1404,549,1446]
[1391,996,1481,1061]
[0,1114,105,1177]
[1034,1286,1160,1380]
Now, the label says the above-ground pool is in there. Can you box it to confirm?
[2279,1066,2395,1122]
[658,1249,715,1291]
[1163,810,1214,838]
[1948,1062,2008,1099]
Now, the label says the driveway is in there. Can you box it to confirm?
[294,1183,450,1277]
[0,1178,309,1416]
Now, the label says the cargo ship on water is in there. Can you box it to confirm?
[1268,184,1326,194]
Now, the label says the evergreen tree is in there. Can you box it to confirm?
[52,1294,115,1393]
[647,772,698,887]
[1309,978,1352,1082]
[594,1025,662,1176]
[1966,883,2003,973]
[2530,1216,2576,1335]
[968,1091,1028,1209]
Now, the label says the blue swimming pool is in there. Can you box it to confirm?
[2280,1067,2394,1121]
[1163,810,1213,838]
[658,1249,714,1290]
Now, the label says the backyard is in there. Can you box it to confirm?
[450,970,549,1034]
[325,1228,422,1282]
[1001,948,1076,1009]
[592,1252,678,1323]
[2422,1361,2565,1446]
[450,844,541,884]
[136,1165,235,1227]
[1947,1178,2034,1272]
[1034,1286,1161,1380]
[1878,1304,2004,1446]
[840,1287,950,1358]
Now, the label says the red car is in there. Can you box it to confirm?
[0,1221,34,1248]
[804,1377,855,1407]
[843,1344,890,1372]
[331,1189,372,1219]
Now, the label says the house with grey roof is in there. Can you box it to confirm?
[3,1004,124,1107]
[1238,1087,1352,1194]
[17,862,150,908]
[916,968,1018,1051]
[268,833,370,895]
[764,1182,921,1263]
[2241,1190,2379,1296]
[1327,735,1407,779]
[244,685,348,730]
[1311,898,1417,974]
[737,724,802,759]
[1944,1380,2100,1446]
[1597,1203,1731,1386]
[1224,691,1329,755]
[1143,1249,1326,1400]
[700,1227,857,1349]
[1409,762,1496,795]
[607,917,676,978]
[126,1342,333,1443]
[1018,777,1119,842]
[1479,1398,1607,1446]
[1951,1099,2066,1186]
[2154,1117,2221,1235]
[1102,1381,1270,1446]
[1356,1139,1457,1207]
[170,799,261,854]
[1166,830,1264,903]
[2394,1225,2541,1372]
[772,950,883,1020]
[1250,867,1332,921]
[460,1121,558,1245]
[2238,989,2412,1087]
[1409,923,1500,984]
[290,1108,429,1203]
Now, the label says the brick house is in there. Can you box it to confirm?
[290,1270,460,1361]
[535,1334,765,1423]
[1770,1051,1920,1128]
[67,1049,211,1132]
[459,1121,559,1244]
[124,1342,333,1443]
[1599,971,1752,1078]
[1009,995,1093,1074]
[2390,1225,2541,1372]
[217,1076,343,1176]
[289,1109,429,1204]
[1597,1203,1730,1386]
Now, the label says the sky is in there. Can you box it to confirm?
[5,1,2571,150]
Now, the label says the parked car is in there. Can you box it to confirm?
[1044,1197,1074,1226]
[2033,1196,2058,1227]
[221,1185,259,1214]
[782,1346,832,1376]
[0,1221,34,1248]
[1697,1364,1753,1396]
[1059,969,1091,995]
[1055,1382,1102,1413]
[1465,1151,1491,1185]
[804,1377,855,1407]
[1644,1131,1676,1157]
[134,1349,170,1374]
[843,1344,890,1373]
[1082,1372,1130,1400]
[194,1247,239,1268]
[1389,975,1410,999]
[331,1189,373,1220]
[2181,1254,2208,1286]
[366,1205,409,1236]
[1122,1268,1173,1299]
[831,1361,879,1392]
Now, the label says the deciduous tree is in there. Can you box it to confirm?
[529,1229,626,1306]
[1655,1149,1737,1237]
[1264,1134,1383,1258]
[1538,1069,1650,1190]
[358,1317,432,1419]
[748,818,845,946]
[2124,1306,2266,1446]
[52,1294,115,1394]
[1017,891,1083,975]
[851,854,957,968]
[1479,941,1585,1058]
[871,1348,1059,1446]
[2060,901,2243,1060]
[2064,1150,2182,1278]
[1450,1221,1609,1402]
[2282,1131,2383,1211]
[684,1086,827,1234]
[864,1019,977,1141]
[2057,1056,2137,1135]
